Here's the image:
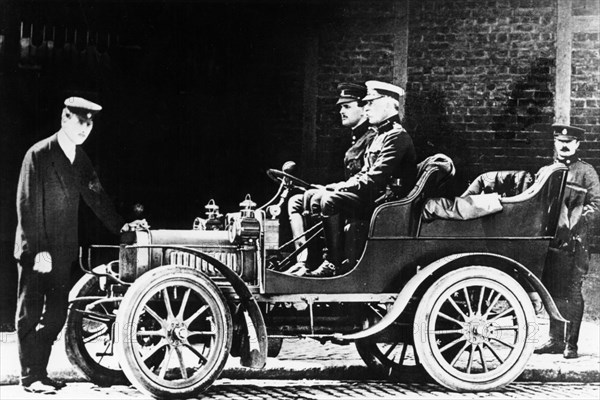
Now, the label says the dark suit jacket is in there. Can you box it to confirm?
[343,121,375,179]
[14,133,123,265]
[344,117,417,200]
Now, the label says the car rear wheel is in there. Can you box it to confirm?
[414,266,535,391]
[65,266,127,386]
[355,304,423,380]
[115,266,232,399]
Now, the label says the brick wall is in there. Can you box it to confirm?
[310,0,599,246]
[572,0,600,161]
[311,1,397,183]
[572,0,600,250]
[406,0,559,187]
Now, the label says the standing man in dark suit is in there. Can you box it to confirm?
[14,97,144,393]
[536,124,600,359]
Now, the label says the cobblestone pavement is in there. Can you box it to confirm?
[1,381,599,400]
[1,318,599,386]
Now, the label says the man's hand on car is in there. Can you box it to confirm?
[121,219,150,232]
[33,251,52,273]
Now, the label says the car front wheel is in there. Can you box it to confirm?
[114,266,232,399]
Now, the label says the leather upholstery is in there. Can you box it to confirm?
[419,164,568,237]
[369,153,456,238]
[422,193,503,221]
[462,170,533,198]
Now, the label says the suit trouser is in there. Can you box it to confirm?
[547,271,584,350]
[543,247,586,350]
[288,193,309,263]
[313,190,368,267]
[16,255,71,385]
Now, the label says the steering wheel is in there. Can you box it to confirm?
[266,169,315,190]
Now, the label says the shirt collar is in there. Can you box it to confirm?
[57,130,76,164]
[373,114,401,134]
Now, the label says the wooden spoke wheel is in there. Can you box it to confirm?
[356,304,423,380]
[115,266,232,399]
[65,267,127,386]
[414,266,535,391]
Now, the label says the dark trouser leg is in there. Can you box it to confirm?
[548,264,585,350]
[552,272,585,350]
[16,257,71,385]
[16,263,46,384]
[322,214,345,267]
[288,194,308,263]
[319,190,364,268]
[551,298,584,351]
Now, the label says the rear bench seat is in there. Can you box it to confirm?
[418,163,568,238]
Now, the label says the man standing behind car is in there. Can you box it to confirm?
[536,123,600,359]
[14,97,146,393]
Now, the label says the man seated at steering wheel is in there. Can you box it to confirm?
[298,81,417,277]
[284,82,375,276]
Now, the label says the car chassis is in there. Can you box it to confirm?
[65,155,569,398]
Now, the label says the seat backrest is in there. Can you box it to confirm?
[369,153,455,237]
[419,163,568,238]
[462,170,533,198]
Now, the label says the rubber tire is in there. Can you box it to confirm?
[65,268,128,386]
[356,339,424,381]
[413,266,536,391]
[114,266,232,399]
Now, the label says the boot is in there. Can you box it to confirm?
[322,213,345,268]
[534,338,564,354]
[305,260,336,277]
[534,315,565,354]
[304,214,344,278]
[282,261,308,276]
[553,295,584,358]
[563,343,578,359]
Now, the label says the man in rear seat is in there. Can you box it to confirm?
[535,123,600,359]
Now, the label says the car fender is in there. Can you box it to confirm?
[338,252,565,341]
[128,244,267,369]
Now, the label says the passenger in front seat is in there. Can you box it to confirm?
[302,81,417,277]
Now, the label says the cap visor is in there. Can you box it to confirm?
[554,135,578,141]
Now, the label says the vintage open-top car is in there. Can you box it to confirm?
[65,154,568,399]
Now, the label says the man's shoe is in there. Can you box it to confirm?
[22,380,57,394]
[291,266,309,276]
[41,377,66,389]
[563,346,578,359]
[282,262,307,275]
[305,261,336,277]
[534,339,563,354]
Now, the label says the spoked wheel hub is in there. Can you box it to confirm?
[115,266,232,399]
[414,266,536,391]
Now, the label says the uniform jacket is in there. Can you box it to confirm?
[14,133,123,264]
[550,158,600,273]
[342,115,417,200]
[343,120,375,179]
